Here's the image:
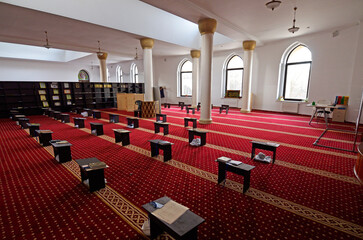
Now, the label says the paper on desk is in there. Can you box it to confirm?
[151,200,189,224]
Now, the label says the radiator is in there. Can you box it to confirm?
[281,102,299,113]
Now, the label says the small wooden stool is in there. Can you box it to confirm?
[154,122,169,135]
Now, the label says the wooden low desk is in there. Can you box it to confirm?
[113,129,131,146]
[73,117,85,128]
[142,196,205,240]
[43,108,51,116]
[14,114,26,124]
[149,139,174,162]
[156,113,167,122]
[186,107,195,114]
[164,103,171,108]
[26,123,40,137]
[75,158,107,192]
[60,114,70,123]
[90,122,104,136]
[83,108,93,117]
[109,114,119,123]
[184,118,197,128]
[217,160,255,193]
[50,140,72,163]
[178,102,185,107]
[197,103,201,111]
[134,110,142,118]
[181,104,191,110]
[9,111,20,120]
[48,110,54,118]
[188,129,207,146]
[92,110,101,119]
[126,117,139,128]
[154,122,169,135]
[53,111,61,120]
[219,105,229,114]
[35,130,53,146]
[251,141,280,164]
[19,118,30,129]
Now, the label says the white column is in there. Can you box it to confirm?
[240,40,256,113]
[191,50,200,108]
[97,52,108,82]
[198,18,217,124]
[140,38,154,101]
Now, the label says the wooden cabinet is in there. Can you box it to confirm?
[117,93,144,112]
[332,108,346,122]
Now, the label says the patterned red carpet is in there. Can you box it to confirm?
[1,106,362,239]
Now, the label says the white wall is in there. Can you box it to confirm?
[0,58,99,82]
[107,59,144,83]
[153,24,363,123]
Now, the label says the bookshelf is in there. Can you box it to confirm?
[0,81,133,118]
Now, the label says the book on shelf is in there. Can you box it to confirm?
[53,89,59,94]
[42,101,49,107]
[38,90,46,95]
[66,94,72,100]
[52,95,60,100]
[39,83,46,89]
[40,95,47,101]
[66,101,72,105]
[64,89,71,94]
[64,83,69,88]
[50,83,58,89]
[54,102,61,106]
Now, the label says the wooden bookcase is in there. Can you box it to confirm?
[0,81,141,118]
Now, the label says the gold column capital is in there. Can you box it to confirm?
[243,40,256,51]
[97,52,108,60]
[198,18,217,35]
[140,38,154,49]
[190,50,201,58]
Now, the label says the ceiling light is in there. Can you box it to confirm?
[266,0,281,11]
[288,7,300,33]
[43,31,51,49]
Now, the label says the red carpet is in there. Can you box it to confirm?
[2,107,363,239]
[0,119,144,239]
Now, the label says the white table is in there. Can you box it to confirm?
[307,104,337,127]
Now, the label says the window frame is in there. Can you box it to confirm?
[223,54,244,98]
[282,45,312,101]
[178,59,193,97]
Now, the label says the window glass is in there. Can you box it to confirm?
[225,55,243,97]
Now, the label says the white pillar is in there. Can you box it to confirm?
[97,52,108,83]
[140,38,154,101]
[198,18,217,124]
[240,40,256,113]
[191,50,200,108]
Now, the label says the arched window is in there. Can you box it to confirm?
[279,44,312,101]
[116,65,123,83]
[130,63,138,83]
[224,55,243,97]
[178,60,192,97]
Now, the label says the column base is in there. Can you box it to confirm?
[199,119,212,124]
[240,109,251,113]
[191,105,197,108]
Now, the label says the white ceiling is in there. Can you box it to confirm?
[0,0,362,64]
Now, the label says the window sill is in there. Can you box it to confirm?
[276,99,308,104]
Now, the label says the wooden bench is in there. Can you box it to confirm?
[148,139,174,162]
[156,113,167,122]
[188,129,207,146]
[251,141,280,164]
[154,122,170,135]
[184,117,197,128]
